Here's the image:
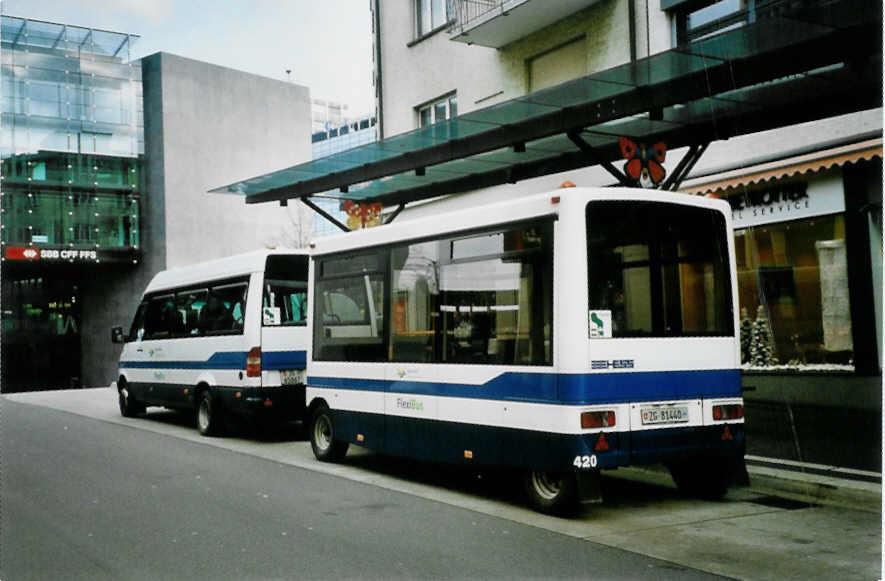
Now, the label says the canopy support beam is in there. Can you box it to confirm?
[300,197,349,233]
[663,141,709,191]
[567,131,633,187]
[384,204,406,225]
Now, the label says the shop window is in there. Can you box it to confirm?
[735,214,853,370]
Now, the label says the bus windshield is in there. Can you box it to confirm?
[587,200,733,338]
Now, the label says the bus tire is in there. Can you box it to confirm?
[118,379,144,417]
[309,406,348,462]
[668,461,729,499]
[524,470,579,516]
[196,389,224,437]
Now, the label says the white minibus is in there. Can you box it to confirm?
[112,249,309,435]
[304,187,746,514]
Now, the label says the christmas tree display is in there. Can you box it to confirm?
[749,305,777,367]
[739,307,752,364]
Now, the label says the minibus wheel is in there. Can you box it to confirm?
[118,379,144,417]
[524,470,579,515]
[196,389,223,437]
[309,406,348,462]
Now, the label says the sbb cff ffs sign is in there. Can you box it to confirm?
[5,247,99,262]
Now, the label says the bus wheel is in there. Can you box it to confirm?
[668,461,728,499]
[118,380,144,417]
[310,406,348,462]
[196,390,224,437]
[524,470,579,515]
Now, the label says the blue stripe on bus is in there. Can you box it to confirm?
[262,350,307,370]
[307,369,741,405]
[120,350,307,370]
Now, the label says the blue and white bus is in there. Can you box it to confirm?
[304,188,746,513]
[113,249,309,435]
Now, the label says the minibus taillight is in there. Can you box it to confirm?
[246,347,262,377]
[581,410,616,429]
[713,404,743,421]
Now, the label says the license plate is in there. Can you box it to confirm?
[280,370,303,386]
[640,405,689,425]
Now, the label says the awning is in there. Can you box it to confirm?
[211,0,881,209]
[680,138,883,195]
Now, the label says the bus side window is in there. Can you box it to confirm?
[175,289,208,336]
[202,281,247,334]
[263,280,308,326]
[127,302,147,342]
[143,294,175,340]
[313,252,387,362]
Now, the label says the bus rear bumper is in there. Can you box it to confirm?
[216,384,306,423]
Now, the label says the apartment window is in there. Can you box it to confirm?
[416,0,451,37]
[671,0,755,45]
[417,94,457,128]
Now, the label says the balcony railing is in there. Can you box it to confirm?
[448,0,602,48]
[451,0,501,30]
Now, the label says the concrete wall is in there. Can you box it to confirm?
[80,53,312,388]
[143,52,312,268]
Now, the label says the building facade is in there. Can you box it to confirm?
[370,0,882,470]
[1,16,143,391]
[310,104,377,237]
[1,17,312,391]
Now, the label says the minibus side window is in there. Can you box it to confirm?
[263,255,309,326]
[313,252,387,362]
[175,289,208,336]
[263,280,307,326]
[202,282,247,335]
[127,302,147,342]
[142,294,176,340]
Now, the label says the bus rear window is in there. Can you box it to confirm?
[587,201,733,337]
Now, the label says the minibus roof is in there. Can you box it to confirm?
[146,248,307,294]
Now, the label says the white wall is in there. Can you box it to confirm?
[143,53,312,268]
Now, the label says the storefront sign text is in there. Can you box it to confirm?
[727,175,845,228]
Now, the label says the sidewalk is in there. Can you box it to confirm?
[615,458,881,514]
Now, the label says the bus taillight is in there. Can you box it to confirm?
[246,347,262,377]
[713,404,743,421]
[581,410,616,429]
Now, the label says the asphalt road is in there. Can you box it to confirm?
[1,389,880,581]
[1,398,725,581]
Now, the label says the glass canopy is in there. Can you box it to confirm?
[212,0,881,208]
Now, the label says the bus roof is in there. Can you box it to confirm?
[309,187,729,257]
[145,248,307,294]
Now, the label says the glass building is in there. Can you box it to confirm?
[1,16,144,391]
[310,112,377,237]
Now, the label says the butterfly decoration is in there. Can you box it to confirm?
[619,137,667,187]
[343,200,383,230]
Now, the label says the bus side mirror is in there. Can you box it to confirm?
[111,326,125,344]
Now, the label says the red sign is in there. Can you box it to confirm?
[5,247,40,260]
[4,247,100,262]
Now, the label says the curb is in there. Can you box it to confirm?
[613,462,881,513]
[746,463,881,513]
